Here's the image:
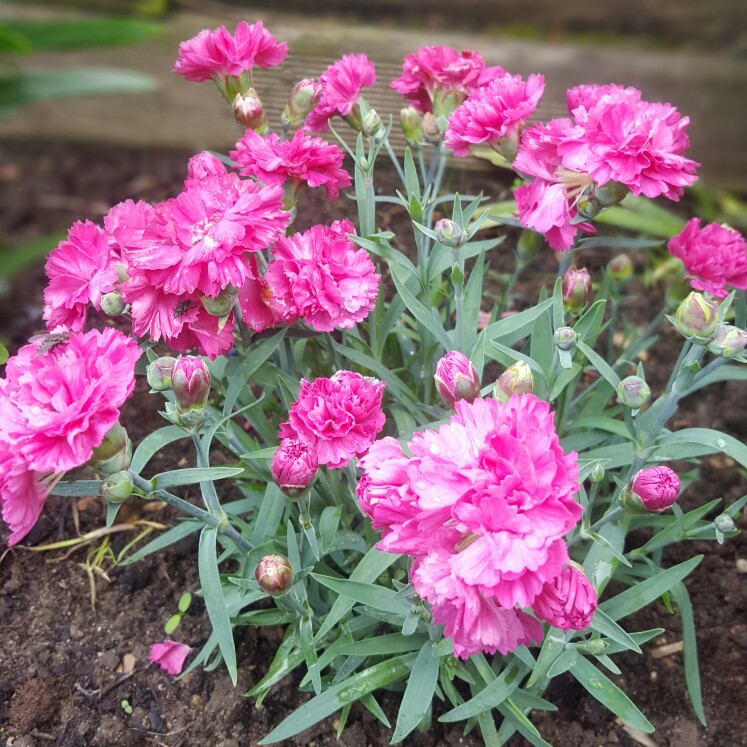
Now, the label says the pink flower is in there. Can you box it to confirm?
[565,83,629,116]
[0,445,49,546]
[279,371,386,469]
[272,438,318,498]
[532,564,597,631]
[149,640,191,675]
[237,258,277,334]
[668,219,747,299]
[0,328,140,473]
[231,129,351,200]
[265,220,379,332]
[626,466,681,513]
[185,151,227,182]
[434,351,481,408]
[391,45,503,114]
[173,21,287,83]
[104,200,156,257]
[171,356,211,411]
[445,73,545,157]
[304,54,375,132]
[43,221,119,332]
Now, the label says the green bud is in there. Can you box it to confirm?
[607,254,633,281]
[435,219,465,248]
[494,361,534,403]
[714,514,736,533]
[146,356,177,392]
[589,463,605,484]
[421,112,441,144]
[576,638,608,656]
[554,326,577,351]
[616,375,651,409]
[100,470,134,503]
[592,181,628,207]
[90,421,132,475]
[674,292,720,339]
[100,290,126,317]
[362,108,383,138]
[562,266,592,315]
[200,289,236,318]
[233,89,267,132]
[281,78,321,128]
[400,106,423,145]
[517,229,543,261]
[576,193,602,220]
[706,324,747,359]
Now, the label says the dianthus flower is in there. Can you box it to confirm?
[304,54,375,132]
[279,371,386,469]
[668,219,747,299]
[357,395,586,658]
[0,328,140,474]
[0,444,49,546]
[173,21,287,84]
[231,128,351,200]
[565,83,629,115]
[264,220,379,332]
[532,564,597,631]
[445,73,545,157]
[390,45,504,115]
[43,220,119,332]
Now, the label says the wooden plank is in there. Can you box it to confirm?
[0,6,744,191]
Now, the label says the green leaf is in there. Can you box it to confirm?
[338,633,427,657]
[198,527,237,685]
[152,466,243,490]
[604,628,664,655]
[576,340,621,389]
[570,656,654,732]
[5,19,159,51]
[130,425,186,475]
[440,660,523,722]
[655,428,747,470]
[259,654,416,744]
[0,233,64,278]
[312,574,410,617]
[591,609,642,653]
[105,501,121,528]
[49,480,101,497]
[392,642,440,743]
[594,195,685,239]
[0,342,7,366]
[403,146,420,199]
[576,236,663,250]
[120,519,200,565]
[251,483,286,546]
[164,613,182,635]
[478,297,554,348]
[600,555,702,621]
[319,506,342,555]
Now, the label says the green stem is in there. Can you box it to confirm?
[383,138,406,185]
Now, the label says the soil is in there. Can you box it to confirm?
[0,140,745,747]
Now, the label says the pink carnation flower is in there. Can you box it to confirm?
[304,54,375,132]
[565,83,629,116]
[628,466,681,512]
[149,640,191,675]
[279,371,386,469]
[532,564,597,632]
[445,73,545,157]
[265,220,379,332]
[0,328,139,474]
[43,221,119,332]
[0,444,49,546]
[231,129,351,200]
[104,199,156,257]
[668,219,747,299]
[173,21,287,83]
[390,46,501,114]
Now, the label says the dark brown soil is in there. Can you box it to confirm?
[0,140,745,747]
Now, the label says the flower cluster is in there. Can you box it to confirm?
[0,328,139,544]
[357,395,596,658]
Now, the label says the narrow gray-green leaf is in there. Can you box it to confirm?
[130,425,186,475]
[392,642,440,743]
[312,574,410,616]
[152,466,243,490]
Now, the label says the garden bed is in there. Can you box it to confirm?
[0,140,745,747]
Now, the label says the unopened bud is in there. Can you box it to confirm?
[434,219,465,248]
[255,554,294,597]
[607,254,633,281]
[171,356,211,411]
[575,638,608,656]
[517,229,543,260]
[400,106,423,145]
[494,361,534,403]
[554,326,577,351]
[592,181,628,207]
[675,292,719,339]
[362,108,383,138]
[200,289,236,318]
[100,470,134,503]
[434,351,481,409]
[421,112,441,144]
[590,463,605,484]
[282,78,321,128]
[706,324,747,359]
[562,266,592,314]
[714,514,736,534]
[621,466,680,513]
[147,356,177,392]
[576,193,602,220]
[233,89,267,131]
[90,421,132,475]
[496,135,519,164]
[100,290,126,317]
[272,439,318,500]
[616,376,651,409]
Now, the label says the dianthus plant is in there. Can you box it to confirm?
[3,21,747,745]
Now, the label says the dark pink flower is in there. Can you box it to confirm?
[627,466,680,512]
[0,444,49,546]
[171,356,211,411]
[434,351,481,408]
[104,200,156,257]
[0,328,139,474]
[304,54,375,132]
[149,640,191,675]
[532,564,597,631]
[445,73,545,157]
[272,438,318,498]
[265,220,379,332]
[668,219,747,299]
[565,83,629,115]
[279,371,386,469]
[172,21,287,83]
[231,129,351,200]
[43,221,119,332]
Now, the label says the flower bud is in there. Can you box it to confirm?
[592,181,628,207]
[562,266,592,314]
[589,463,605,484]
[554,326,577,351]
[255,554,294,597]
[421,112,442,144]
[434,219,465,249]
[533,565,597,632]
[90,421,132,475]
[706,324,747,359]
[607,254,633,281]
[281,78,321,128]
[714,514,736,534]
[171,357,211,411]
[272,439,318,500]
[100,290,126,317]
[517,229,543,261]
[362,108,383,138]
[622,466,680,513]
[494,361,534,403]
[100,470,134,504]
[576,193,602,220]
[434,351,481,408]
[575,638,608,656]
[200,289,236,318]
[674,292,719,339]
[233,89,268,132]
[616,375,651,409]
[147,356,177,392]
[400,106,423,145]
